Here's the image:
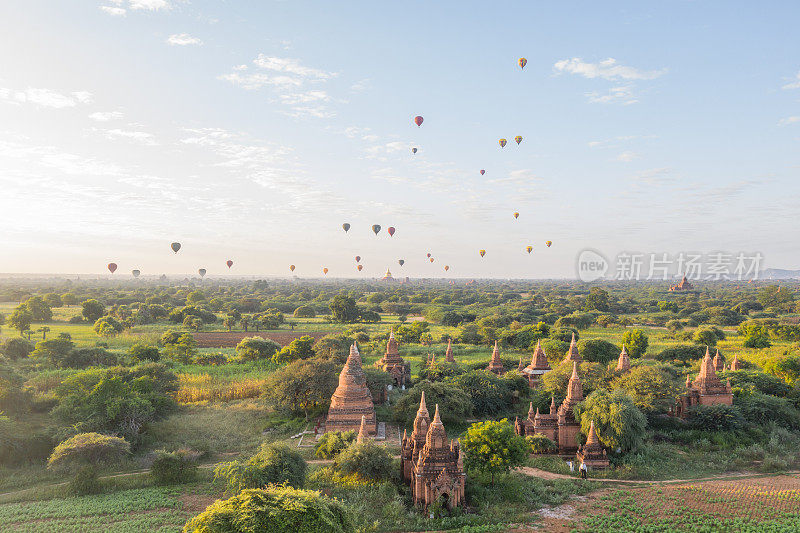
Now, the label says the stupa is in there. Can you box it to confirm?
[675,347,733,417]
[401,391,431,481]
[381,268,394,281]
[486,341,506,375]
[376,329,410,387]
[564,333,582,364]
[411,405,466,510]
[557,362,584,452]
[669,274,694,292]
[325,343,377,434]
[533,397,559,444]
[444,339,456,363]
[522,339,552,388]
[576,420,609,469]
[713,349,724,372]
[615,345,631,372]
[730,354,742,371]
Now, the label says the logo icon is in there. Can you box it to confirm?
[577,249,609,282]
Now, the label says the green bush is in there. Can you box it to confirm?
[130,343,160,362]
[183,486,353,533]
[314,431,356,459]
[214,442,307,493]
[0,337,33,360]
[236,336,281,362]
[47,432,130,471]
[526,433,558,454]
[151,450,199,484]
[393,380,472,426]
[273,336,316,364]
[293,306,316,318]
[93,315,124,337]
[446,370,512,416]
[687,404,745,432]
[577,339,619,365]
[334,441,395,482]
[68,466,101,496]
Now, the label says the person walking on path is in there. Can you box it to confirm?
[579,462,587,479]
[567,461,574,473]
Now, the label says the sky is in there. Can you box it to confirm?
[0,1,799,279]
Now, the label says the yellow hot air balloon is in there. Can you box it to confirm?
[499,138,507,148]
[323,267,329,274]
[518,57,527,69]
[444,265,450,272]
[526,246,533,254]
[429,257,434,263]
[357,265,363,272]
[515,135,523,145]
[479,249,486,257]
[289,264,295,272]
[546,241,552,248]
[513,212,519,219]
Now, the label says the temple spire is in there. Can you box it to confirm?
[616,344,631,372]
[586,420,600,446]
[565,333,582,363]
[445,338,455,362]
[356,415,367,443]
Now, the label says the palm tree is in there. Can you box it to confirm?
[38,326,50,340]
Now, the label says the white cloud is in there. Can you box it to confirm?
[587,85,638,105]
[782,71,800,90]
[129,0,169,10]
[1,87,93,108]
[554,57,666,81]
[278,90,330,105]
[218,72,302,90]
[99,5,126,16]
[779,116,800,126]
[252,55,334,81]
[487,169,544,186]
[167,33,202,46]
[631,167,675,185]
[615,151,639,162]
[350,79,371,92]
[102,128,158,145]
[89,111,124,122]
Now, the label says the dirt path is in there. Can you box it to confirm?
[517,466,800,485]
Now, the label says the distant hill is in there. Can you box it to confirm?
[760,268,800,279]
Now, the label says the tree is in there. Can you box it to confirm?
[183,486,352,533]
[263,359,338,419]
[130,344,160,362]
[31,337,74,365]
[577,339,619,365]
[0,338,33,360]
[186,291,206,305]
[44,293,63,308]
[24,296,52,322]
[213,442,307,493]
[163,333,198,364]
[94,316,124,337]
[293,306,316,318]
[150,449,198,485]
[541,361,610,403]
[621,329,649,358]
[577,388,647,453]
[223,316,236,331]
[584,288,610,312]
[61,293,79,306]
[654,344,705,366]
[47,432,130,471]
[81,299,105,322]
[393,380,472,426]
[314,431,356,459]
[240,315,251,332]
[446,370,512,416]
[273,335,316,364]
[461,419,528,485]
[611,365,683,414]
[329,295,359,323]
[693,326,725,347]
[37,326,50,340]
[7,306,33,334]
[440,311,463,327]
[333,441,394,481]
[235,336,281,363]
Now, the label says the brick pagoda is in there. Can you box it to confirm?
[326,343,377,435]
[557,362,584,452]
[521,339,552,388]
[401,391,431,481]
[564,333,582,364]
[376,329,411,388]
[615,345,631,372]
[576,420,610,470]
[486,341,506,375]
[411,405,466,510]
[675,347,733,417]
[445,339,456,363]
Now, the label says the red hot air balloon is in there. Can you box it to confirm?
[289,264,296,272]
[426,253,431,258]
[357,265,363,272]
[355,256,361,263]
[519,57,527,69]
[414,115,423,127]
[226,260,233,268]
[387,227,395,237]
[480,169,485,176]
[398,259,405,266]
[107,263,117,274]
[171,242,181,253]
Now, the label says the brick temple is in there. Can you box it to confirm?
[615,345,631,372]
[564,333,582,364]
[521,339,552,388]
[675,347,733,417]
[376,329,410,387]
[325,342,377,435]
[486,340,506,375]
[576,420,610,469]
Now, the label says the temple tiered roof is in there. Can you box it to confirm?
[616,345,631,372]
[326,343,377,434]
[445,339,455,363]
[525,340,551,373]
[486,341,505,374]
[693,347,732,396]
[564,333,582,363]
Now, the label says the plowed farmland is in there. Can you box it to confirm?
[193,331,332,347]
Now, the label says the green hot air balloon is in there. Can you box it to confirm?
[372,224,381,235]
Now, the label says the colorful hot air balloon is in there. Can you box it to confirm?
[414,115,423,127]
[357,265,363,272]
[412,147,417,154]
[398,259,405,266]
[342,223,351,233]
[323,267,329,275]
[444,265,450,272]
[480,169,485,176]
[171,242,181,253]
[526,246,533,254]
[355,256,361,263]
[132,269,140,278]
[479,249,486,257]
[372,224,381,235]
[107,263,117,274]
[546,241,552,248]
[429,257,434,263]
[519,57,527,69]
[499,138,507,148]
[426,253,431,258]
[513,212,519,219]
[515,136,523,145]
[387,227,395,237]
[289,264,296,272]
[198,268,206,278]
[226,260,233,268]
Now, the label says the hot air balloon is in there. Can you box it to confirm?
[546,241,552,248]
[342,223,351,233]
[519,57,527,69]
[526,246,533,254]
[355,256,361,263]
[414,115,423,127]
[107,263,117,274]
[387,227,395,237]
[226,260,233,268]
[515,136,523,145]
[429,257,434,263]
[171,242,181,253]
[357,265,363,272]
[132,269,140,278]
[289,264,296,272]
[499,138,507,148]
[513,212,519,219]
[398,259,405,266]
[480,169,485,176]
[198,268,206,278]
[426,253,431,258]
[372,224,381,235]
[412,147,417,154]
[479,249,486,257]
[444,265,450,272]
[323,267,329,275]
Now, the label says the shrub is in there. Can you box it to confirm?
[195,353,228,366]
[151,450,199,485]
[577,339,619,365]
[693,326,725,347]
[621,329,649,358]
[654,344,705,365]
[549,328,579,343]
[31,338,74,365]
[462,419,528,485]
[744,334,772,349]
[47,432,130,471]
[68,466,101,496]
[687,404,745,432]
[393,380,472,426]
[163,333,198,364]
[314,431,356,460]
[214,442,307,493]
[0,338,33,360]
[577,388,647,453]
[446,370,512,416]
[61,347,118,369]
[527,433,558,454]
[236,336,281,362]
[334,441,394,482]
[263,359,338,418]
[273,336,316,364]
[81,299,105,322]
[94,315,124,337]
[183,486,353,533]
[130,343,160,362]
[293,306,316,318]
